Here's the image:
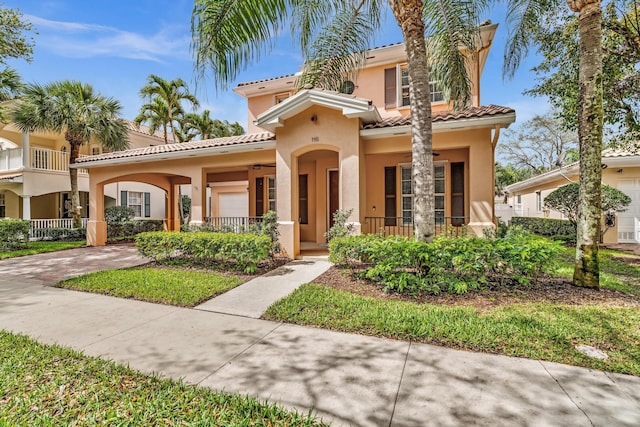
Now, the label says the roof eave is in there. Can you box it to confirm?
[360,112,516,139]
[71,140,277,169]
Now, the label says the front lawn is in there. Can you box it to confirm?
[0,241,86,259]
[264,247,640,376]
[57,267,243,307]
[0,330,328,426]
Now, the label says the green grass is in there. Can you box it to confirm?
[0,241,86,259]
[265,284,640,376]
[0,330,328,426]
[556,247,640,296]
[57,268,243,307]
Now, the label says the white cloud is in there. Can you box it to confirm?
[26,15,190,63]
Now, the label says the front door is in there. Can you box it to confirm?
[328,169,339,228]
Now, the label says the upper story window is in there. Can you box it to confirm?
[274,92,291,105]
[385,64,444,108]
[0,192,5,218]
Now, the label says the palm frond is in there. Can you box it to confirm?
[298,0,384,91]
[503,0,562,79]
[423,0,484,109]
[191,0,290,90]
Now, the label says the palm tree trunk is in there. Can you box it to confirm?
[68,141,83,229]
[390,0,435,242]
[568,0,603,288]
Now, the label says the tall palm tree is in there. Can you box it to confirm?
[134,97,173,143]
[191,0,480,242]
[136,75,199,144]
[12,80,129,228]
[0,67,23,121]
[504,0,603,288]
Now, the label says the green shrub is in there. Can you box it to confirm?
[135,231,271,273]
[37,227,86,241]
[510,216,576,239]
[325,209,355,242]
[104,206,135,223]
[330,230,562,295]
[107,220,164,240]
[0,219,29,249]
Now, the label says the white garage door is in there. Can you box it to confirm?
[218,192,249,217]
[617,179,640,243]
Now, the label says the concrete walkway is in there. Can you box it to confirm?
[1,246,639,426]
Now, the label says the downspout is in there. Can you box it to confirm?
[491,124,500,225]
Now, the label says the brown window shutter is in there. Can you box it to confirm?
[255,177,264,216]
[451,162,465,226]
[384,166,397,226]
[384,68,397,108]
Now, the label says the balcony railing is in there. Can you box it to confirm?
[30,218,88,240]
[365,216,469,238]
[0,148,23,171]
[0,147,88,174]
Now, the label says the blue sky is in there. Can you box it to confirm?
[5,0,550,130]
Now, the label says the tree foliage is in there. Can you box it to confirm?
[498,113,578,173]
[544,182,631,225]
[13,81,129,228]
[526,1,640,147]
[495,163,532,199]
[175,110,244,142]
[0,5,34,64]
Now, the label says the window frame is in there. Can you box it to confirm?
[536,191,543,212]
[274,92,291,105]
[399,163,413,225]
[0,192,5,218]
[127,191,143,218]
[266,175,276,212]
[389,63,446,108]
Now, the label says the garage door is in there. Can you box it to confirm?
[617,179,640,243]
[218,192,249,217]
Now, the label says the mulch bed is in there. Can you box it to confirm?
[314,266,640,310]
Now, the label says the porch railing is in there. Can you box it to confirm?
[30,147,88,174]
[30,218,88,240]
[202,216,264,232]
[0,148,23,171]
[364,216,469,238]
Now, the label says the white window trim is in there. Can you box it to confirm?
[128,191,143,218]
[399,163,413,225]
[536,190,542,212]
[266,175,276,212]
[396,63,446,108]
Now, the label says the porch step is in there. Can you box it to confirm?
[194,259,331,318]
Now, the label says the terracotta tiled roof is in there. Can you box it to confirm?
[0,173,22,181]
[237,73,300,87]
[362,105,515,129]
[602,146,640,157]
[75,132,276,164]
[123,120,166,140]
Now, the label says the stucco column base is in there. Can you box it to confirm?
[347,222,362,235]
[278,221,295,258]
[468,222,495,238]
[87,220,107,246]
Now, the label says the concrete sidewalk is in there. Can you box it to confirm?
[195,258,331,317]
[1,247,639,426]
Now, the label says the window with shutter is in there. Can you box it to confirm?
[384,166,397,226]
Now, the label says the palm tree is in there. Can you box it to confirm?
[0,67,23,121]
[12,80,129,228]
[135,75,199,144]
[503,0,603,288]
[191,0,480,242]
[178,110,246,141]
[134,97,173,143]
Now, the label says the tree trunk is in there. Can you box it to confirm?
[389,0,435,242]
[68,141,83,229]
[568,0,603,288]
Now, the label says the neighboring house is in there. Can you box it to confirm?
[504,148,640,244]
[76,22,516,257]
[0,121,168,229]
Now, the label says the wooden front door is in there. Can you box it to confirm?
[328,169,339,228]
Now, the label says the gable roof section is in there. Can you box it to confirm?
[255,89,381,131]
[73,132,276,168]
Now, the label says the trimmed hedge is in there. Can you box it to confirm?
[107,220,164,240]
[329,229,562,294]
[0,219,29,249]
[510,217,576,241]
[135,231,271,273]
[36,227,86,241]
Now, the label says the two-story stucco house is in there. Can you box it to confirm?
[0,121,169,233]
[76,22,516,257]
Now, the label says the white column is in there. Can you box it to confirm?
[22,195,31,220]
[21,131,30,169]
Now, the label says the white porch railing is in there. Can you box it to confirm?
[30,218,88,240]
[30,147,88,174]
[0,148,23,171]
